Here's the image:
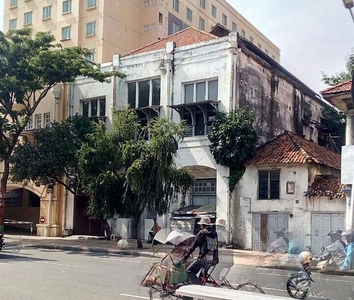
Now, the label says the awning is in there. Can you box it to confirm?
[172,204,216,217]
[135,105,161,119]
[168,100,219,127]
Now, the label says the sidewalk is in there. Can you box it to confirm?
[3,233,354,276]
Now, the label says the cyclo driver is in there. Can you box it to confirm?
[177,216,219,285]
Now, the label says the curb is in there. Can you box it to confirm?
[24,243,166,258]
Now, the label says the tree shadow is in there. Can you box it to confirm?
[0,251,55,263]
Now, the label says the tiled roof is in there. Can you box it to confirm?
[247,131,341,170]
[321,80,352,95]
[123,27,217,57]
[305,176,345,198]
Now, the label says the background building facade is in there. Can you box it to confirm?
[3,0,280,63]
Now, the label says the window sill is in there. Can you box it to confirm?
[86,6,97,10]
[9,6,18,9]
[23,23,32,27]
[86,33,96,38]
[257,199,280,201]
[60,38,71,41]
[42,17,51,21]
[62,11,72,15]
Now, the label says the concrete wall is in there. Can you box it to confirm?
[239,164,345,250]
[237,51,325,145]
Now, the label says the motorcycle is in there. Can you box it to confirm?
[0,234,5,251]
[286,251,315,299]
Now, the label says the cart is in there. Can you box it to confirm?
[141,229,265,299]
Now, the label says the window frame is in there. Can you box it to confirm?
[42,5,52,20]
[35,114,42,129]
[183,79,218,103]
[232,22,237,32]
[211,5,217,18]
[10,0,18,8]
[222,13,227,27]
[87,0,97,9]
[81,97,106,118]
[200,0,206,9]
[171,22,180,34]
[173,0,179,12]
[9,18,17,29]
[61,25,71,40]
[199,17,205,30]
[62,0,72,14]
[24,11,33,25]
[241,30,246,37]
[127,78,161,109]
[186,7,193,22]
[258,169,280,200]
[44,113,51,127]
[86,21,96,36]
[85,49,95,62]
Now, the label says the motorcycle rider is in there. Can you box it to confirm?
[177,216,219,285]
[340,230,354,271]
[316,230,346,270]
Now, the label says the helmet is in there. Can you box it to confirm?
[328,230,342,236]
[298,251,313,264]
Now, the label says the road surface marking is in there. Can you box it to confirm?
[91,257,142,263]
[120,294,158,300]
[262,287,286,292]
[258,272,288,278]
[35,261,81,268]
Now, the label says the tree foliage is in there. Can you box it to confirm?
[78,108,194,248]
[10,115,94,194]
[0,28,123,233]
[322,52,354,86]
[208,109,258,192]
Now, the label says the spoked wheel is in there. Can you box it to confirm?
[286,274,310,299]
[149,287,176,300]
[235,282,265,294]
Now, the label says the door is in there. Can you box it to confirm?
[73,195,104,236]
[311,213,345,254]
[252,213,288,251]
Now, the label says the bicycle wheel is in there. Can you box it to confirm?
[235,282,265,294]
[286,274,310,299]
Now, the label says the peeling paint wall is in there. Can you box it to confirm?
[237,52,324,144]
[239,164,345,250]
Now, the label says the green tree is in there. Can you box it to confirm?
[0,28,123,234]
[208,109,258,192]
[78,109,194,248]
[10,115,94,194]
[322,52,354,86]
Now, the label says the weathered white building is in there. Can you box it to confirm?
[69,26,336,243]
[238,131,345,253]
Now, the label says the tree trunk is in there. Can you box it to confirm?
[135,214,143,249]
[0,160,10,235]
[103,220,112,240]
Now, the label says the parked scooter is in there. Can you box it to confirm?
[0,234,5,251]
[286,251,315,299]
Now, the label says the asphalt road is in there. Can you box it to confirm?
[1,247,353,300]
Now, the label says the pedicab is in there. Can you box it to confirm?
[140,229,265,299]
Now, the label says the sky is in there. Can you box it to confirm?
[228,0,354,93]
[0,0,352,93]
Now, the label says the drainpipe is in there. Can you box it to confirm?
[61,178,68,234]
[47,184,54,236]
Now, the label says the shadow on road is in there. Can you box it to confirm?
[0,251,55,263]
